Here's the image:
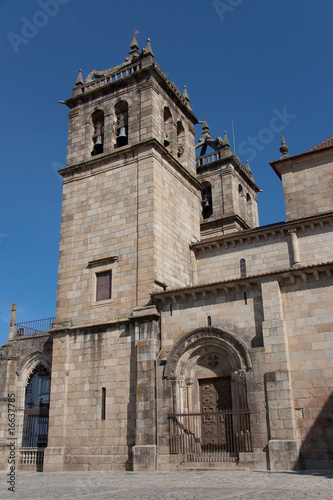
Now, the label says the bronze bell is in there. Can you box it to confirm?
[92,135,103,155]
[163,132,170,147]
[116,127,128,147]
[94,135,103,146]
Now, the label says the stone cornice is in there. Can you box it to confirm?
[151,62,198,123]
[50,307,161,335]
[151,261,333,305]
[62,59,198,124]
[200,214,251,233]
[58,138,202,191]
[196,150,260,192]
[192,211,333,253]
[87,256,118,268]
[50,317,131,335]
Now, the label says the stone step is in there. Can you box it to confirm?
[180,461,249,471]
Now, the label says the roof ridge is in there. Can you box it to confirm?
[305,135,333,153]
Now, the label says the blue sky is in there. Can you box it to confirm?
[1,0,332,346]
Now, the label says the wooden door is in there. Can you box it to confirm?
[199,377,232,449]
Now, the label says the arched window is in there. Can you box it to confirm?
[115,101,128,147]
[91,110,104,156]
[22,365,50,448]
[177,120,185,158]
[246,193,251,203]
[240,258,247,278]
[163,107,172,147]
[202,182,213,219]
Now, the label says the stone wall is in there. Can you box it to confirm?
[44,323,135,471]
[195,216,332,285]
[272,149,333,221]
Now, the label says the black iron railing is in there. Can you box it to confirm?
[169,409,252,462]
[16,317,55,336]
[22,413,49,448]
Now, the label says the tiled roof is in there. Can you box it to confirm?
[270,135,333,171]
[306,136,333,153]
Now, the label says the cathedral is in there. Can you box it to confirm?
[1,37,332,473]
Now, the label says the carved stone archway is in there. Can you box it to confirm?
[165,327,251,415]
[16,352,52,470]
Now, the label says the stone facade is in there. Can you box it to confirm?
[1,38,332,473]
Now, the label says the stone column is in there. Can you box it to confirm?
[185,378,194,414]
[289,229,301,267]
[8,303,16,341]
[132,306,160,472]
[231,370,247,409]
[261,279,299,470]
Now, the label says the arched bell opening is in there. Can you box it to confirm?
[115,101,129,147]
[163,106,172,148]
[177,120,185,158]
[91,109,104,156]
[201,182,213,219]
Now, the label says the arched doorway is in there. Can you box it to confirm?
[165,327,252,462]
[21,364,50,470]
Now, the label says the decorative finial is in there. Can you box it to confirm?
[201,117,211,139]
[280,136,289,157]
[143,37,154,57]
[129,31,140,59]
[131,30,140,49]
[223,131,230,147]
[75,69,84,86]
[183,85,190,102]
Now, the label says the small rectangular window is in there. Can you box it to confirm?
[96,271,112,301]
[101,387,106,420]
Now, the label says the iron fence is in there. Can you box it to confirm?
[22,413,49,448]
[16,317,55,336]
[169,409,252,462]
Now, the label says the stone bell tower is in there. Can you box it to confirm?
[55,36,202,327]
[196,120,261,237]
[44,37,202,472]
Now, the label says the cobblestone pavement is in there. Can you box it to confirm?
[1,470,332,499]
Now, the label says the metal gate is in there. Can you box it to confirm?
[169,410,252,462]
[20,403,49,470]
[22,413,49,448]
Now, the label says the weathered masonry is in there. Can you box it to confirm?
[1,37,332,472]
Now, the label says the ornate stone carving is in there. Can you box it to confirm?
[164,327,251,379]
[232,369,247,383]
